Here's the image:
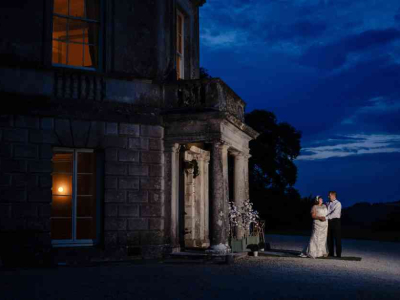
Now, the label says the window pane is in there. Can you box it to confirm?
[77,196,96,217]
[77,174,95,195]
[69,19,85,43]
[52,40,67,64]
[68,43,84,66]
[51,218,72,240]
[54,0,69,16]
[78,152,95,173]
[52,195,73,218]
[69,0,85,18]
[85,0,100,21]
[53,16,68,41]
[177,55,181,79]
[52,174,73,196]
[53,153,73,174]
[76,218,96,240]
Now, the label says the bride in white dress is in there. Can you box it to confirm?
[299,196,329,258]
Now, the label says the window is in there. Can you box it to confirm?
[51,148,99,246]
[176,10,184,79]
[52,0,100,69]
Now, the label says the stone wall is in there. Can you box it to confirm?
[0,114,166,265]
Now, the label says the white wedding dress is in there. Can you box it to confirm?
[302,205,329,258]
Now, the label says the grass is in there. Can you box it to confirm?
[266,227,400,243]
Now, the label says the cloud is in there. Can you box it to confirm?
[300,29,400,70]
[297,134,400,160]
[201,28,248,48]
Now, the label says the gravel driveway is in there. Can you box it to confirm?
[1,235,399,300]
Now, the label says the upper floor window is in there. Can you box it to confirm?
[52,0,100,69]
[176,10,185,80]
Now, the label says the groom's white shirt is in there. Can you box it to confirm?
[326,199,341,220]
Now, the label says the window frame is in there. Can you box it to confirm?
[51,0,104,71]
[51,147,100,247]
[176,9,185,80]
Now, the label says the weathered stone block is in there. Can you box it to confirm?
[149,165,163,177]
[118,204,139,217]
[3,128,28,143]
[105,176,118,189]
[15,116,39,129]
[129,164,149,176]
[126,231,140,246]
[1,159,27,172]
[105,190,126,203]
[12,174,38,188]
[0,143,12,158]
[128,190,148,203]
[149,191,164,203]
[0,115,14,127]
[71,120,91,147]
[140,125,163,138]
[86,121,105,148]
[140,231,164,245]
[141,152,162,164]
[38,204,51,217]
[39,175,52,188]
[0,174,11,187]
[14,144,38,158]
[55,119,73,147]
[104,218,127,231]
[128,218,148,230]
[117,232,127,245]
[105,162,127,175]
[12,203,38,217]
[149,138,162,150]
[25,218,51,232]
[119,123,140,136]
[102,136,127,149]
[39,144,53,159]
[0,188,27,202]
[28,160,52,173]
[28,188,52,203]
[118,177,139,189]
[30,130,58,144]
[0,218,25,231]
[140,204,163,217]
[41,118,54,130]
[128,138,149,150]
[0,204,11,218]
[140,177,163,190]
[105,123,118,135]
[105,148,117,161]
[105,204,118,217]
[149,218,164,230]
[119,149,139,162]
[104,231,118,246]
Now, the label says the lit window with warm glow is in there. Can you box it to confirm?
[51,149,97,245]
[52,0,100,69]
[176,10,184,79]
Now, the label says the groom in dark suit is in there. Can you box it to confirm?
[326,191,342,257]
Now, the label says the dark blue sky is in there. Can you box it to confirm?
[200,0,400,207]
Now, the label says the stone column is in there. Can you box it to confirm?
[233,153,246,239]
[207,141,230,254]
[164,143,181,250]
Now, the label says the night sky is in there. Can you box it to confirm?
[200,0,400,207]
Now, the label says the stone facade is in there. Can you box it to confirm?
[0,0,258,266]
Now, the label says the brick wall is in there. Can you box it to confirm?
[0,114,165,264]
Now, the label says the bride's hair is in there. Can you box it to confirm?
[314,195,322,204]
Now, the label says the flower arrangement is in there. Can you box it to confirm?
[228,199,260,239]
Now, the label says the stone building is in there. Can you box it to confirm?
[0,0,258,265]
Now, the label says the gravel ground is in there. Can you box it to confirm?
[1,235,399,300]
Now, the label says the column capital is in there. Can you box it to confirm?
[164,142,181,154]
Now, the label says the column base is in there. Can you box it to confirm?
[205,244,231,255]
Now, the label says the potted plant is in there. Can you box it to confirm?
[258,242,265,252]
[247,244,259,257]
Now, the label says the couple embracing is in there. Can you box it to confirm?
[299,191,342,259]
